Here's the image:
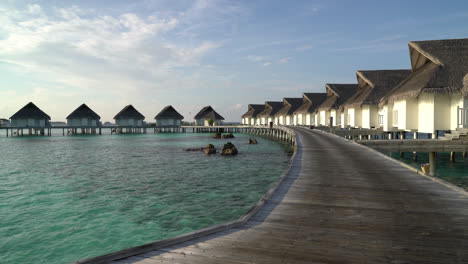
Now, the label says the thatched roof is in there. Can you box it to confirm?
[294,93,327,114]
[66,104,100,120]
[241,104,264,118]
[194,106,224,120]
[381,38,468,106]
[343,70,411,108]
[275,98,304,117]
[317,84,358,111]
[257,101,284,118]
[10,102,50,120]
[114,105,145,120]
[155,105,184,120]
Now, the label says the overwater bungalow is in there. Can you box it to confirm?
[194,106,224,126]
[274,98,303,126]
[10,102,50,128]
[293,93,327,126]
[114,105,145,127]
[379,38,468,137]
[155,105,184,127]
[257,101,283,125]
[67,104,101,127]
[0,118,10,127]
[316,84,358,126]
[241,104,264,125]
[342,70,411,129]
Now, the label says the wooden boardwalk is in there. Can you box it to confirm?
[108,128,468,264]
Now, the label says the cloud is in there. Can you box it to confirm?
[277,57,291,64]
[263,62,271,67]
[0,4,227,121]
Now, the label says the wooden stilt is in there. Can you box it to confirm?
[450,152,455,162]
[429,152,436,176]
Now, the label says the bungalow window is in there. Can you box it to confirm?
[378,115,384,126]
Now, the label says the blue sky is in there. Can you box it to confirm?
[1,0,468,122]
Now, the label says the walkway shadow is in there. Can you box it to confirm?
[122,133,305,262]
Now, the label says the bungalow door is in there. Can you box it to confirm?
[81,118,88,126]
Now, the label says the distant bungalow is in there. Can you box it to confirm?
[341,70,411,129]
[315,84,358,126]
[257,101,283,125]
[155,105,184,127]
[274,98,303,126]
[241,104,264,125]
[66,104,101,127]
[0,118,10,127]
[10,102,50,127]
[380,38,468,136]
[114,105,145,127]
[194,106,224,126]
[293,93,327,126]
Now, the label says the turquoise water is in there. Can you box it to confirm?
[0,133,290,264]
[386,152,468,189]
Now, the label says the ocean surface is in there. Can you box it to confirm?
[0,133,291,264]
[386,151,468,190]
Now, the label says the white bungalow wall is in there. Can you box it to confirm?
[361,105,378,129]
[340,112,346,128]
[330,110,337,126]
[418,93,452,133]
[319,111,329,126]
[297,114,303,125]
[250,118,256,125]
[67,118,98,127]
[157,119,181,126]
[274,117,279,125]
[305,114,311,125]
[116,119,142,127]
[394,99,418,131]
[285,116,291,126]
[12,118,48,127]
[314,114,318,126]
[378,104,394,132]
[347,108,362,128]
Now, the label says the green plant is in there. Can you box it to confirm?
[207,118,214,126]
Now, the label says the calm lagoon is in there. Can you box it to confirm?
[0,133,290,264]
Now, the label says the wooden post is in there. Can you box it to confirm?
[6,128,8,137]
[400,132,405,157]
[429,152,436,176]
[464,152,467,159]
[450,152,455,162]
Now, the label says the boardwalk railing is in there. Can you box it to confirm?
[457,106,468,128]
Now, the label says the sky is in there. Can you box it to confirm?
[1,0,468,122]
